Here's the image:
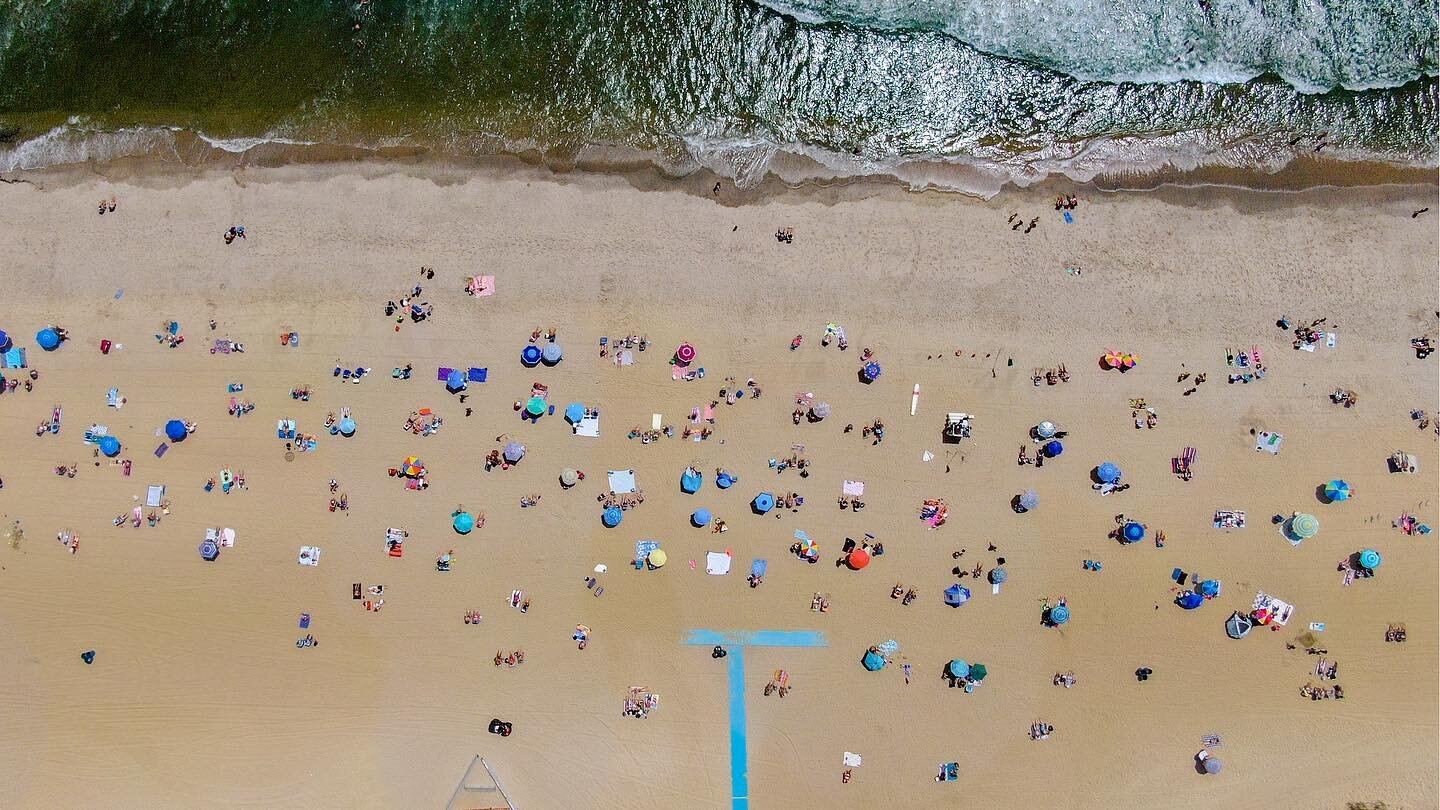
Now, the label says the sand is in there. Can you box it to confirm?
[0,164,1435,810]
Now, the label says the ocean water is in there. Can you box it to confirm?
[0,0,1435,194]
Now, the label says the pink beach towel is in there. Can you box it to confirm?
[469,275,496,297]
[703,404,716,422]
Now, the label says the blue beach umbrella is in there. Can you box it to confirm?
[1096,462,1122,484]
[338,418,356,436]
[164,420,188,442]
[1177,592,1205,610]
[453,512,476,534]
[692,508,712,527]
[99,436,121,457]
[1358,548,1381,570]
[1121,522,1146,543]
[862,649,887,671]
[753,492,776,514]
[716,472,735,489]
[1043,440,1064,457]
[680,468,702,494]
[35,328,60,351]
[445,369,466,391]
[1324,480,1351,502]
[602,507,623,528]
[541,343,563,365]
[565,402,586,423]
[503,442,526,463]
[1198,579,1221,598]
[198,539,220,561]
[862,362,882,381]
[520,345,542,367]
[0,330,10,351]
[948,659,970,679]
[1047,605,1070,625]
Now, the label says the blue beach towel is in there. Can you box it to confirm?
[1063,211,1074,224]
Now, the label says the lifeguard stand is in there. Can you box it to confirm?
[445,756,516,810]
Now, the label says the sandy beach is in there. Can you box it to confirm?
[0,164,1435,809]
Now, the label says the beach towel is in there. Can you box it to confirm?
[702,403,716,422]
[635,540,660,563]
[751,559,768,578]
[651,413,663,430]
[467,275,495,297]
[1252,592,1293,625]
[3,347,26,368]
[298,546,321,566]
[843,752,862,768]
[576,414,600,437]
[608,469,637,493]
[615,349,635,366]
[1255,431,1282,454]
[107,388,123,408]
[220,527,235,547]
[467,367,488,383]
[842,480,865,497]
[436,367,455,381]
[82,424,108,444]
[145,484,166,508]
[705,551,732,575]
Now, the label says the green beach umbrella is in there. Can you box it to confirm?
[1287,513,1320,539]
[526,397,546,416]
[969,663,988,681]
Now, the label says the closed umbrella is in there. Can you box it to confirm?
[648,548,667,568]
[1358,548,1381,570]
[564,402,586,423]
[445,369,466,391]
[559,468,579,487]
[602,507,623,528]
[525,397,546,417]
[1043,440,1063,457]
[541,343,563,365]
[338,418,356,436]
[35,328,61,351]
[988,567,1008,584]
[453,512,476,534]
[503,442,526,463]
[1324,479,1351,502]
[947,659,970,679]
[1286,513,1320,540]
[1035,421,1057,439]
[520,345,542,366]
[99,436,121,457]
[692,508,712,527]
[753,492,776,514]
[1096,462,1122,483]
[165,420,188,442]
[968,663,988,681]
[811,402,831,419]
[1047,605,1070,625]
[1122,522,1146,543]
[1017,490,1039,511]
[846,548,871,570]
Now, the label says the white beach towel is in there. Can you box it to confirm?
[145,484,166,508]
[1255,431,1283,454]
[220,527,235,547]
[651,413,663,430]
[843,752,862,767]
[705,551,732,575]
[842,480,865,497]
[607,469,637,494]
[298,546,321,566]
[575,415,600,438]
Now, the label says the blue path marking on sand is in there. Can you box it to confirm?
[684,629,828,810]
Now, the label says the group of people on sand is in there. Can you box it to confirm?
[1385,624,1408,643]
[597,490,645,510]
[384,280,433,325]
[223,225,246,244]
[493,650,526,668]
[5,367,40,394]
[1052,672,1078,688]
[599,333,648,358]
[1299,682,1344,700]
[96,196,117,215]
[628,425,677,443]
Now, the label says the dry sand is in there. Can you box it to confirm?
[0,165,1435,809]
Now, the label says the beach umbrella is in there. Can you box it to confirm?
[1204,758,1223,775]
[811,402,831,419]
[1324,480,1351,502]
[947,659,970,679]
[164,420,188,442]
[862,362,882,381]
[846,548,871,570]
[648,548,667,568]
[560,468,579,487]
[452,512,475,534]
[1035,421,1057,439]
[1043,440,1064,457]
[35,328,60,351]
[99,436,121,457]
[675,342,696,363]
[525,397,546,417]
[692,508,712,527]
[1358,548,1381,570]
[988,567,1009,584]
[1096,462,1122,484]
[338,418,356,436]
[503,442,526,463]
[0,330,9,351]
[680,468,702,494]
[520,345,542,366]
[753,492,776,514]
[968,663,988,681]
[541,343,563,365]
[1102,350,1121,368]
[1121,353,1138,369]
[1225,612,1252,639]
[80,650,95,665]
[1047,605,1070,625]
[1177,592,1205,610]
[1017,490,1039,511]
[198,539,219,561]
[799,536,818,556]
[602,507,623,528]
[1121,522,1146,543]
[716,472,735,489]
[1286,513,1320,540]
[944,584,971,606]
[862,649,887,671]
[403,456,424,477]
[1198,579,1221,598]
[445,369,466,391]
[564,402,586,423]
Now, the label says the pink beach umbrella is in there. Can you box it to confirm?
[676,342,696,363]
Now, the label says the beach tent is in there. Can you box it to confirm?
[862,649,887,671]
[559,468,579,487]
[1046,605,1070,626]
[503,442,526,463]
[198,539,220,561]
[1043,440,1063,457]
[1225,611,1252,639]
[989,567,1008,584]
[525,397,546,418]
[944,584,971,607]
[338,418,356,436]
[445,369,466,391]
[692,508,712,527]
[1121,522,1146,543]
[99,436,121,457]
[753,492,776,514]
[680,467,702,494]
[564,402,586,424]
[1358,548,1381,570]
[1177,592,1205,610]
[1096,462,1122,484]
[541,343,563,365]
[648,548,667,568]
[602,507,623,528]
[846,548,871,570]
[520,345,542,367]
[969,663,988,681]
[36,328,61,351]
[1284,513,1319,541]
[1035,421,1057,439]
[164,420,188,442]
[1323,479,1351,502]
[1017,490,1039,512]
[947,660,970,679]
[453,512,476,534]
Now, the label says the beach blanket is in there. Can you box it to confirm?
[436,367,455,381]
[705,551,732,575]
[843,752,863,768]
[1255,431,1282,454]
[220,527,236,548]
[145,484,166,508]
[651,413,663,430]
[608,469,637,494]
[298,546,321,566]
[842,480,865,497]
[3,347,26,368]
[751,559,768,578]
[467,275,495,297]
[635,540,660,562]
[575,414,600,437]
[1252,592,1293,625]
[615,349,635,366]
[467,367,488,383]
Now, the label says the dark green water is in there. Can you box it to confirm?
[1,0,1435,192]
